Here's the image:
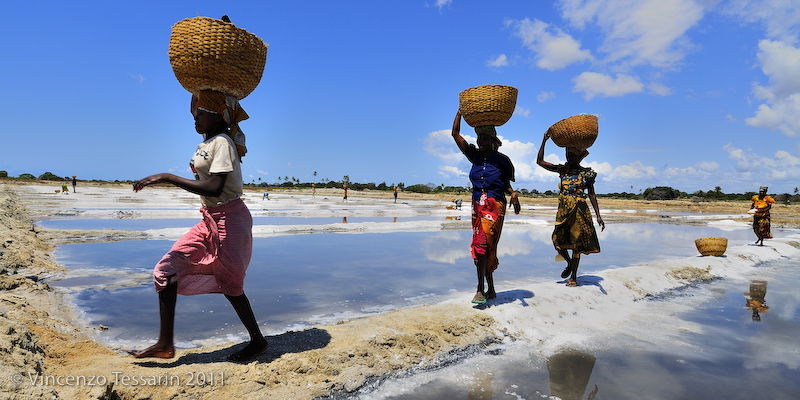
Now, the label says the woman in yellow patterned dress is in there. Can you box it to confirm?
[537,131,604,287]
[751,186,775,246]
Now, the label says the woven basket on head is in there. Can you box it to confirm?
[459,85,518,127]
[695,237,728,256]
[169,17,268,100]
[547,114,598,150]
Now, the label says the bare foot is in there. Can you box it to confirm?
[566,279,578,287]
[126,343,175,359]
[227,337,268,363]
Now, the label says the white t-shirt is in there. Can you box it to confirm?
[189,134,243,208]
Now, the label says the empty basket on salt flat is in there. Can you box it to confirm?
[695,237,728,257]
[459,85,518,127]
[169,16,268,99]
[547,114,598,150]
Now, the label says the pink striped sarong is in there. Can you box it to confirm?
[153,198,252,296]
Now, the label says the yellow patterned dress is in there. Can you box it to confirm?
[751,194,775,239]
[552,167,600,255]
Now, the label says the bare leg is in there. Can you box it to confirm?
[128,282,177,358]
[569,252,581,284]
[225,293,267,362]
[558,248,572,278]
[475,256,487,294]
[485,266,496,299]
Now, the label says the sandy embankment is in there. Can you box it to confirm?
[2,181,800,399]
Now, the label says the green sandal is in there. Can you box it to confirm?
[471,292,487,304]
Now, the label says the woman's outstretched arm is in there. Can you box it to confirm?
[587,182,605,231]
[537,130,559,172]
[133,173,228,197]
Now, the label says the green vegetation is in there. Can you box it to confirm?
[38,171,65,181]
[0,170,7,178]
[17,173,36,180]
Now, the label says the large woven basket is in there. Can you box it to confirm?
[459,85,518,127]
[548,114,598,149]
[695,237,728,256]
[169,17,268,99]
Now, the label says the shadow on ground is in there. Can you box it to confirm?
[474,289,535,309]
[133,327,331,367]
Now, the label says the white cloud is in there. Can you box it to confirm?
[424,129,465,163]
[745,94,800,137]
[437,165,468,178]
[648,82,671,96]
[664,161,719,177]
[514,107,531,117]
[559,0,705,68]
[745,40,800,136]
[256,169,269,176]
[593,160,658,181]
[435,0,452,9]
[724,143,800,180]
[129,73,145,84]
[573,72,644,99]
[487,54,509,67]
[723,0,800,44]
[537,91,555,102]
[510,18,592,70]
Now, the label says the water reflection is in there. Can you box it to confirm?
[745,280,769,322]
[467,370,493,400]
[547,349,598,400]
[342,216,348,224]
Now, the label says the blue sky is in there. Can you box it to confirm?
[1,0,799,193]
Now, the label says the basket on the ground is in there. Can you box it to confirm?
[169,17,268,99]
[458,85,518,127]
[547,114,598,149]
[695,237,728,256]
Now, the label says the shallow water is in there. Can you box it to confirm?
[52,222,760,348]
[354,260,800,400]
[38,216,456,230]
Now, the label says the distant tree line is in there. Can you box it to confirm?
[3,171,799,203]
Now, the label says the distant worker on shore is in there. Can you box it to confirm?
[454,198,463,210]
[537,131,604,287]
[751,186,775,246]
[72,176,77,193]
[312,183,316,198]
[393,185,399,203]
[343,183,348,201]
[61,177,69,195]
[262,191,270,200]
[451,110,520,304]
[128,90,266,362]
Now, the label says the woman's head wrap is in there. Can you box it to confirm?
[475,125,502,148]
[759,186,768,192]
[190,90,249,158]
[566,147,590,160]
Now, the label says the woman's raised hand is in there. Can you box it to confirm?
[133,173,168,192]
[452,110,462,135]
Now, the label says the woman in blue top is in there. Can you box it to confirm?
[452,110,521,304]
[537,130,604,287]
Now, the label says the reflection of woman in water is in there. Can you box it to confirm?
[547,349,599,400]
[751,186,775,246]
[128,91,266,361]
[451,110,521,304]
[745,280,769,321]
[537,131,604,287]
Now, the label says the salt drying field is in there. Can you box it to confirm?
[17,184,800,399]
